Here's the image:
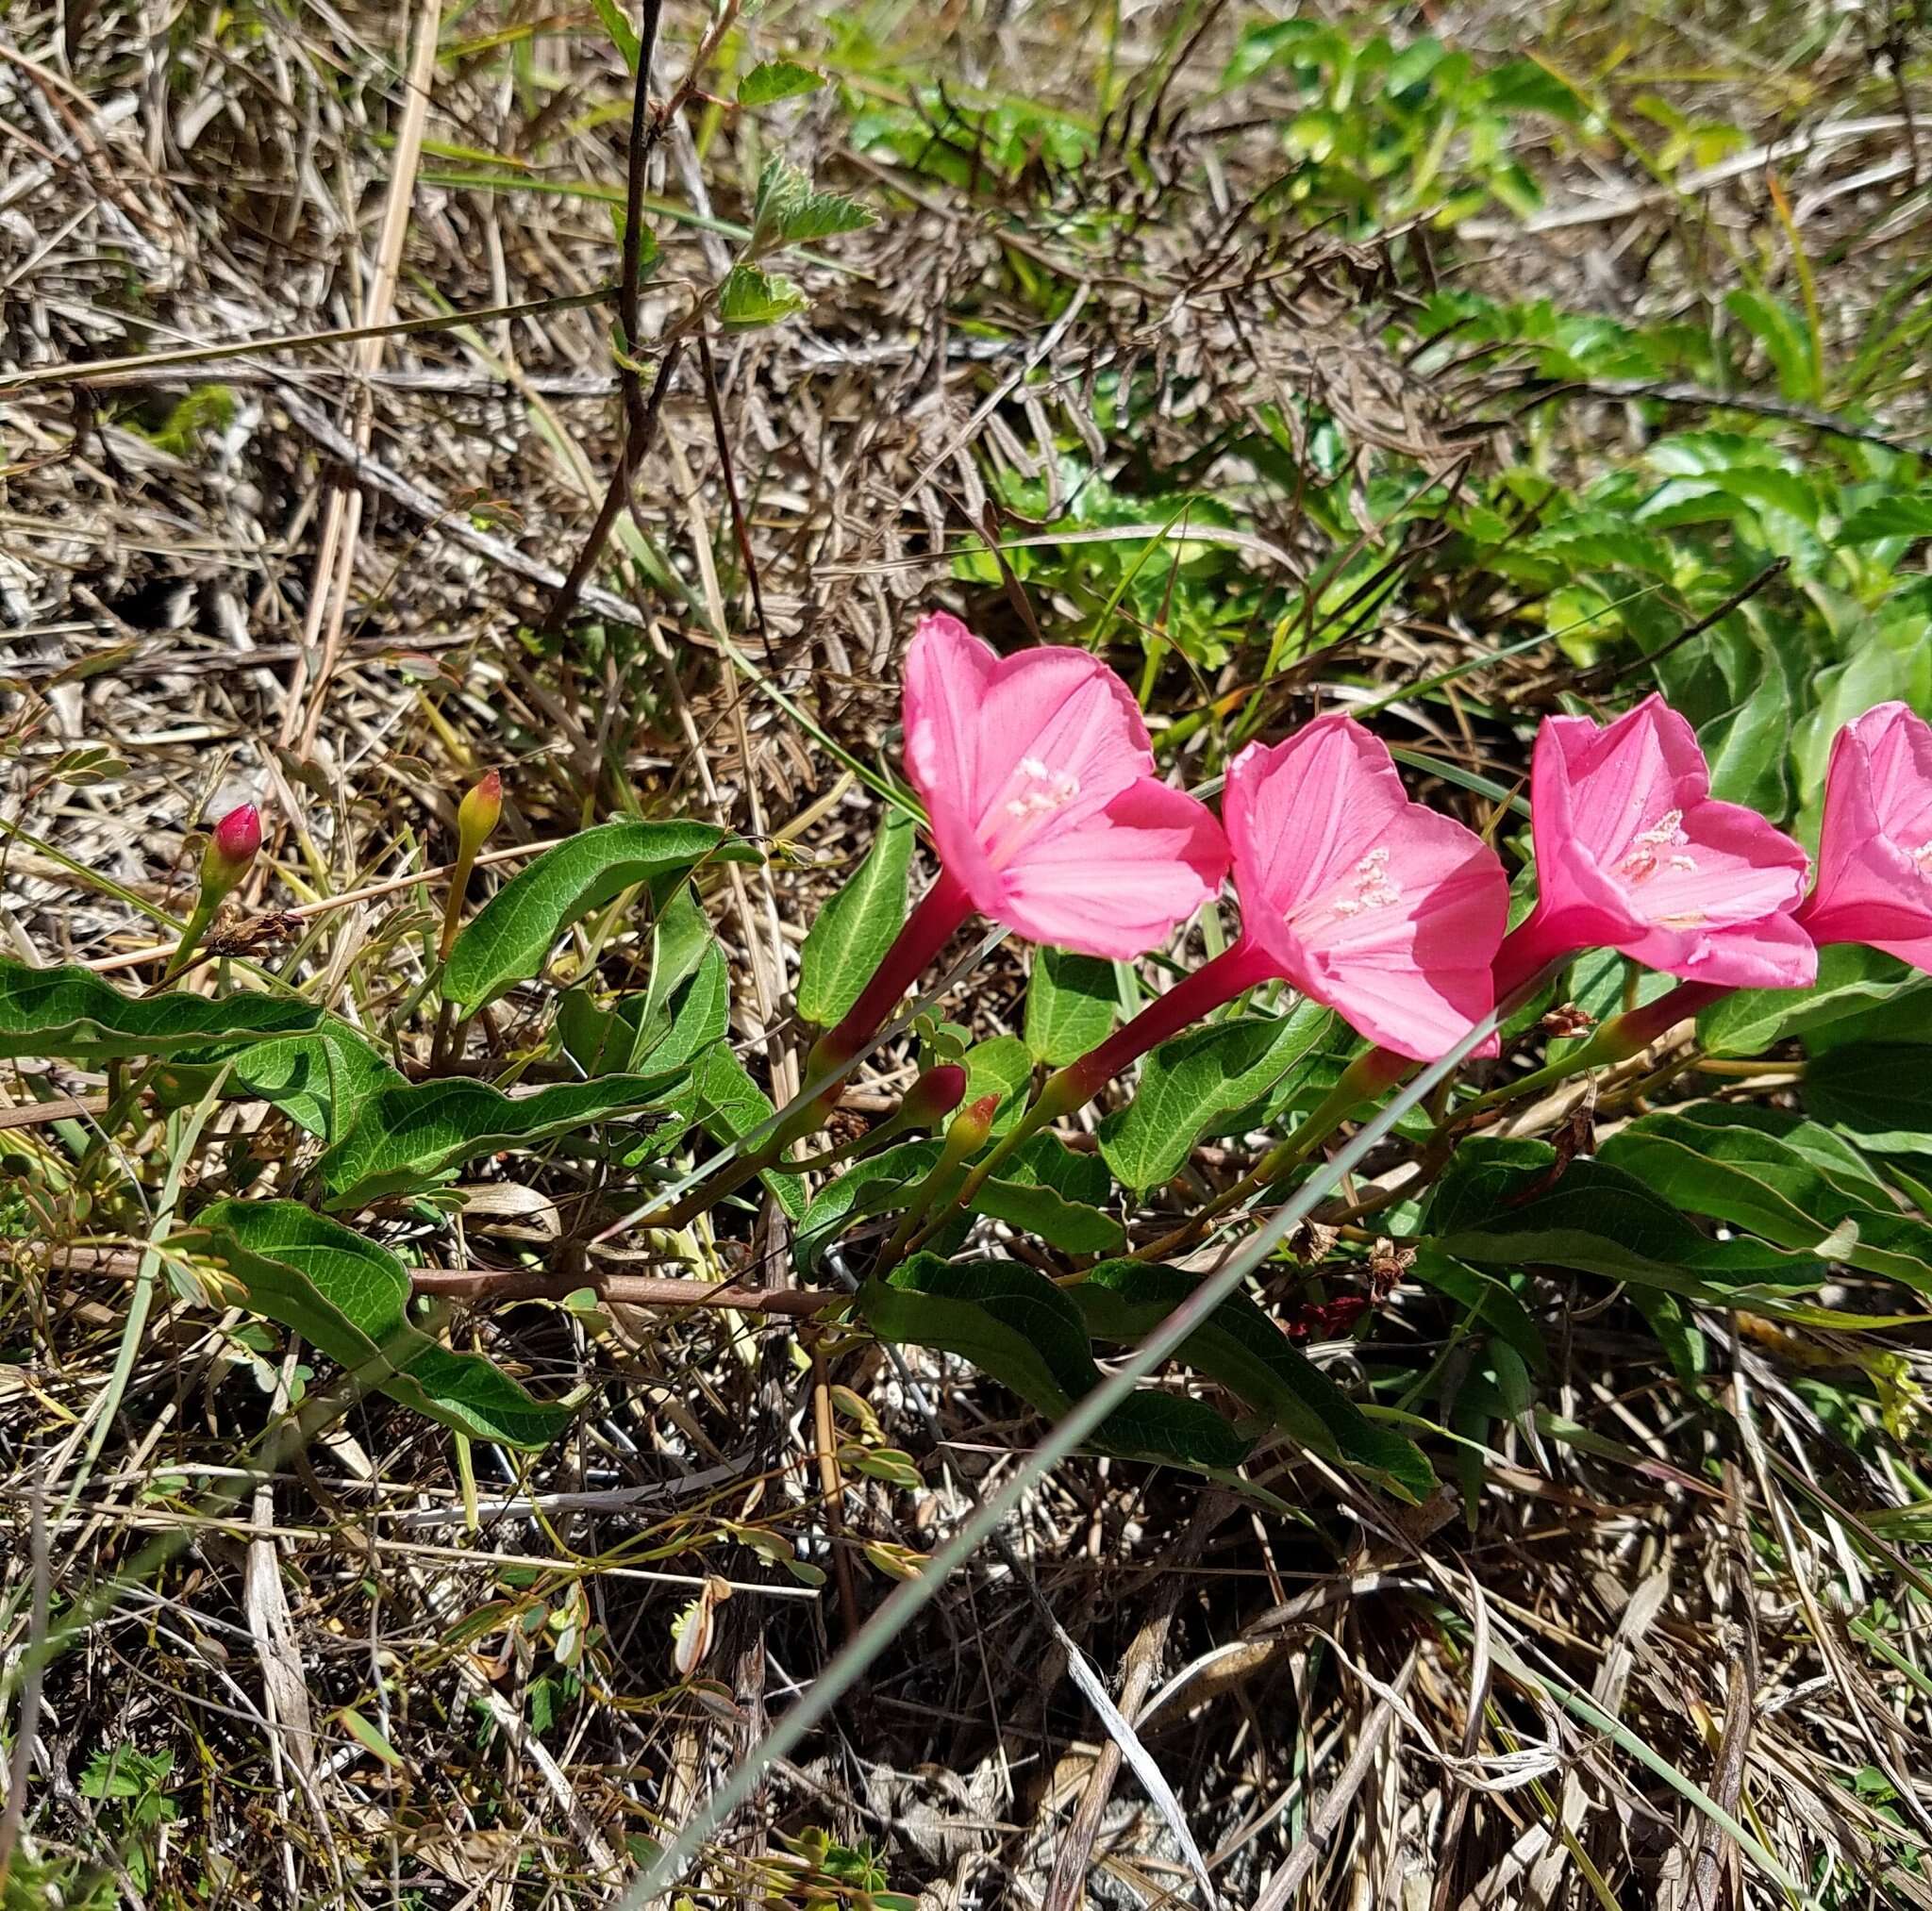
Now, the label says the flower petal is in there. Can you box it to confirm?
[1802,703,1932,963]
[1225,714,1507,1057]
[1534,694,1708,875]
[997,778,1227,959]
[902,614,1160,915]
[1622,906,1819,991]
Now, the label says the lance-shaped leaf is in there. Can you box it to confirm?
[796,810,915,1028]
[1024,948,1121,1066]
[1600,1105,1932,1294]
[1430,1137,1818,1300]
[319,1069,690,1208]
[1099,1006,1332,1190]
[189,1201,573,1447]
[156,1020,404,1144]
[861,1254,1251,1471]
[1071,1259,1434,1501]
[0,960,326,1061]
[1697,943,1913,1056]
[443,821,757,1010]
[1802,1041,1932,1158]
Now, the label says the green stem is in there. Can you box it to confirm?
[161,901,216,983]
[1135,1046,1412,1262]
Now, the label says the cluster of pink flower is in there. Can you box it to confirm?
[817,612,1932,1103]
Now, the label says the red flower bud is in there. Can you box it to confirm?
[457,770,503,855]
[903,1062,967,1128]
[198,802,261,904]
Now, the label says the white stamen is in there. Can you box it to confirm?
[1619,808,1695,882]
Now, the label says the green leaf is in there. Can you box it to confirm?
[861,1254,1251,1471]
[685,1042,807,1218]
[796,811,914,1028]
[155,1021,404,1144]
[1600,1105,1932,1294]
[443,821,754,1010]
[974,1133,1124,1255]
[961,1033,1035,1138]
[0,960,325,1062]
[0,960,403,1142]
[1837,493,1932,544]
[1431,1137,1811,1299]
[796,1140,942,1280]
[748,153,873,247]
[1099,1009,1332,1190]
[738,57,824,105]
[558,941,731,1080]
[1698,943,1914,1055]
[588,0,640,70]
[1024,949,1120,1066]
[190,1201,572,1447]
[1802,1042,1932,1156]
[318,1070,689,1208]
[1072,1260,1434,1499]
[1407,1248,1548,1378]
[636,883,714,1032]
[718,263,808,329]
[769,190,873,244]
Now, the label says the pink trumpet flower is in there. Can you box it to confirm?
[1054,714,1508,1105]
[1491,694,1814,1004]
[811,613,1227,1073]
[1590,701,1932,1063]
[1795,701,1932,969]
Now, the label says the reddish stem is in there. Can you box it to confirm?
[813,866,975,1077]
[1058,938,1280,1105]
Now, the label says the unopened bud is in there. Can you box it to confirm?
[944,1092,1000,1156]
[457,770,503,855]
[904,1063,968,1129]
[198,802,260,906]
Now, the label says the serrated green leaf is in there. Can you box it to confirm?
[1072,1259,1433,1499]
[1698,943,1912,1055]
[1837,493,1932,544]
[1024,948,1120,1066]
[1099,1009,1332,1190]
[444,821,755,1010]
[319,1071,689,1208]
[190,1201,573,1447]
[861,1254,1250,1471]
[738,57,824,105]
[771,190,873,244]
[797,811,914,1028]
[717,263,808,329]
[1600,1105,1932,1294]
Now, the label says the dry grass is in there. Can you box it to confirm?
[4,1,1932,1906]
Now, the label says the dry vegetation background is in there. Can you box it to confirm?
[4,0,1932,1905]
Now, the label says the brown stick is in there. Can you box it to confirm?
[408,1267,833,1317]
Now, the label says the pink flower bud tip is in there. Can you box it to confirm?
[905,1063,968,1126]
[198,801,261,903]
[214,802,261,865]
[458,770,503,849]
